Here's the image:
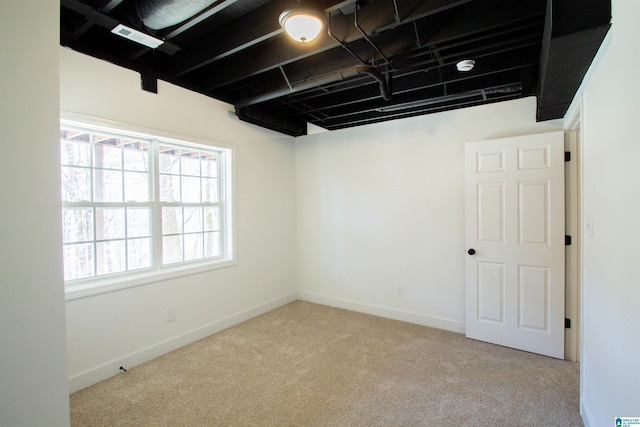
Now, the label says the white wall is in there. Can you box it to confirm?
[0,2,71,425]
[60,48,298,392]
[296,97,560,331]
[576,0,640,424]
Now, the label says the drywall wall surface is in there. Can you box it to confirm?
[0,2,71,425]
[577,0,640,424]
[59,48,285,143]
[60,48,297,392]
[296,97,561,332]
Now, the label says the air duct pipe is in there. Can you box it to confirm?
[135,0,217,30]
[234,65,392,110]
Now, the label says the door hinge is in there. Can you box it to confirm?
[565,151,571,161]
[565,235,572,245]
[565,318,571,328]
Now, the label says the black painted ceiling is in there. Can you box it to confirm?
[60,0,611,136]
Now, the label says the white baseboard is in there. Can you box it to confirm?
[297,291,465,334]
[581,396,594,427]
[69,291,465,393]
[68,292,297,393]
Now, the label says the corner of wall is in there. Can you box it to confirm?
[297,291,465,334]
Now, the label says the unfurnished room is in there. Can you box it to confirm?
[1,0,639,426]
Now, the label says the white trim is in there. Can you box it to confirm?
[564,96,582,132]
[68,292,298,393]
[60,113,238,300]
[563,130,581,362]
[61,111,236,152]
[65,259,237,300]
[565,97,588,409]
[581,396,594,427]
[297,291,465,334]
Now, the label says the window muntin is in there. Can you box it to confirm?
[60,124,230,286]
[158,145,223,265]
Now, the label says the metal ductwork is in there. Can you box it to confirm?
[235,65,392,110]
[135,0,218,30]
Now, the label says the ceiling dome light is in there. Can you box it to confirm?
[279,9,325,43]
[456,59,475,72]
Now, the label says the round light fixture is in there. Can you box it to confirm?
[279,8,325,43]
[456,59,475,72]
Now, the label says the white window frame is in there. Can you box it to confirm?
[61,114,235,300]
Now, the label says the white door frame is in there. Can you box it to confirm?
[564,105,582,363]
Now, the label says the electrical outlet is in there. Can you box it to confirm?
[166,307,176,322]
[279,277,285,286]
[397,286,404,297]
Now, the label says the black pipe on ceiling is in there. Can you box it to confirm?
[234,65,392,110]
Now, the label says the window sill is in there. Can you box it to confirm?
[64,258,237,301]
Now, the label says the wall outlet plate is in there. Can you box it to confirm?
[166,307,176,322]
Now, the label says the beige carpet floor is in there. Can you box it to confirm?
[70,301,582,426]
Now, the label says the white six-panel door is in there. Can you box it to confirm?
[465,132,565,359]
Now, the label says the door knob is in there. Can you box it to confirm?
[468,248,476,255]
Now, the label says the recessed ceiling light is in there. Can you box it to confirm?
[279,9,325,43]
[456,59,475,72]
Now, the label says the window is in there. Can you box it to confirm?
[60,122,233,292]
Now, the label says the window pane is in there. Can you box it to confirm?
[96,208,125,240]
[159,145,180,174]
[184,233,203,261]
[162,207,182,234]
[94,169,123,202]
[184,207,202,233]
[63,243,94,281]
[60,132,90,166]
[124,171,149,202]
[127,238,152,270]
[201,154,218,178]
[61,166,91,202]
[123,139,149,172]
[61,126,229,283]
[127,208,151,238]
[205,232,221,258]
[204,207,220,231]
[181,149,200,176]
[163,235,183,264]
[160,174,181,202]
[96,240,126,275]
[182,176,201,202]
[63,208,94,243]
[202,178,219,202]
[93,135,122,170]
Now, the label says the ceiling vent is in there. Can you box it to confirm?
[111,24,164,48]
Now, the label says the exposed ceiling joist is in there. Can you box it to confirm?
[61,0,181,54]
[189,0,473,90]
[60,0,611,136]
